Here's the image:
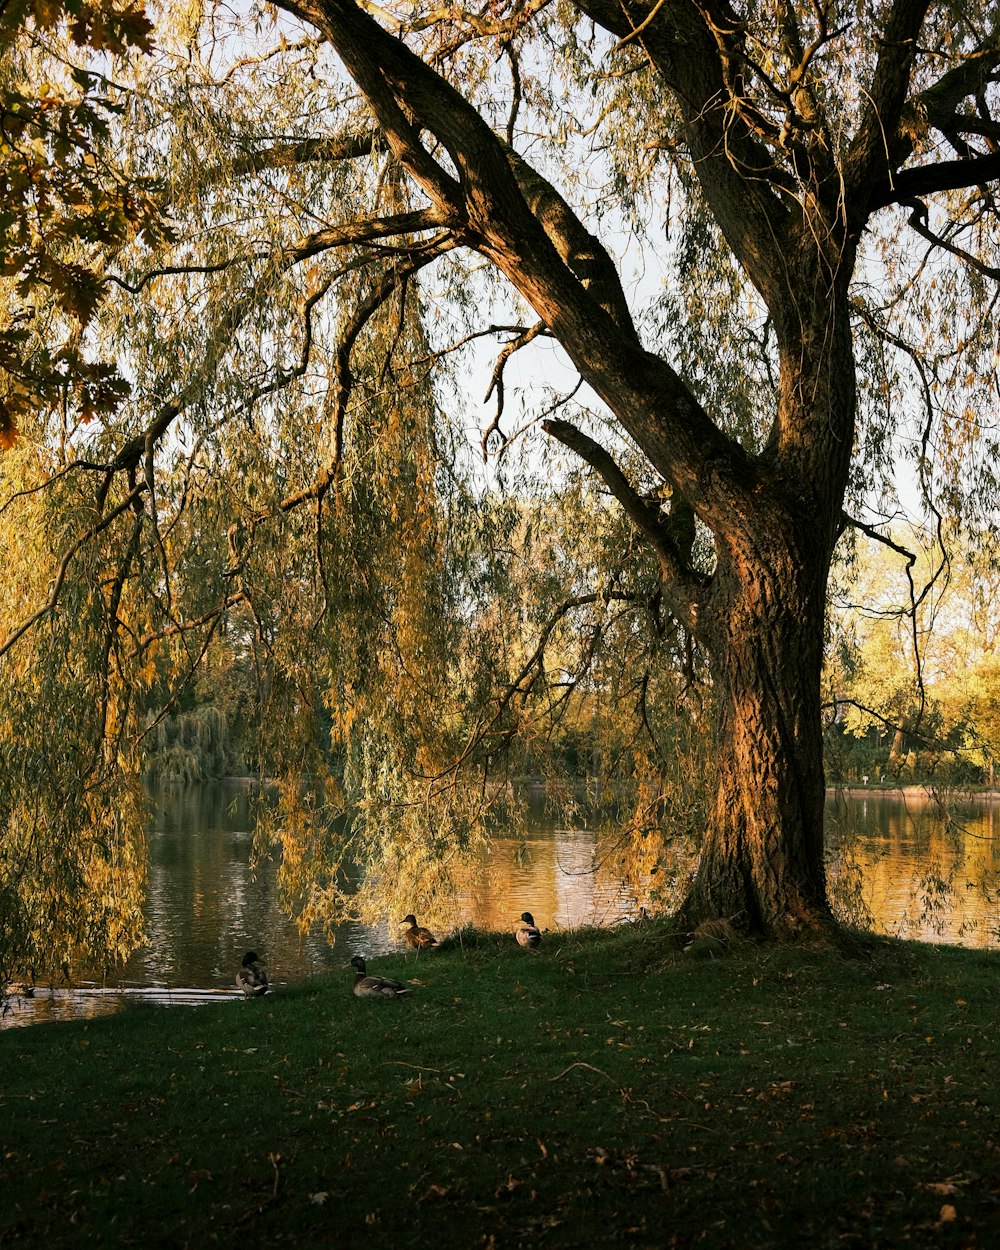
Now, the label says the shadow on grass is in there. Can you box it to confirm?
[2,923,999,1247]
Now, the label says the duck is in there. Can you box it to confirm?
[401,914,438,951]
[237,950,269,997]
[351,955,410,998]
[516,911,542,949]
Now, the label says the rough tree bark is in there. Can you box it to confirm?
[674,265,858,937]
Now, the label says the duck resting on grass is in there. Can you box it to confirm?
[401,914,438,952]
[350,955,410,998]
[237,951,269,997]
[516,912,542,950]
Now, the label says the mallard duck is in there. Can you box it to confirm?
[401,914,438,951]
[350,955,410,998]
[237,950,269,997]
[516,912,542,949]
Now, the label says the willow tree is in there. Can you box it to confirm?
[3,0,1000,967]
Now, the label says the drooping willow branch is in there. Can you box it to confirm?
[85,500,147,781]
[274,243,456,519]
[0,482,144,658]
[541,416,700,624]
[219,241,457,613]
[822,697,987,782]
[5,217,453,662]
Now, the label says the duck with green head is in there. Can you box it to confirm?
[350,955,410,998]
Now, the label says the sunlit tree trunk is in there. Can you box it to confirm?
[679,533,834,936]
[677,281,856,939]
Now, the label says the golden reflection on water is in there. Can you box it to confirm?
[454,826,641,936]
[827,790,1000,947]
[5,785,1000,1028]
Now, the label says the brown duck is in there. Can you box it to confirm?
[237,951,269,997]
[515,912,542,949]
[401,914,438,951]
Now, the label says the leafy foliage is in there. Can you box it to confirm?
[0,441,147,986]
[0,0,161,446]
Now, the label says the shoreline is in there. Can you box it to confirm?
[168,774,1000,804]
[827,782,1000,801]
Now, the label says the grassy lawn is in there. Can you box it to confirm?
[2,924,999,1248]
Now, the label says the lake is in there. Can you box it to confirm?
[4,781,999,1028]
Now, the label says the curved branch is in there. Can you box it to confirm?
[110,207,448,294]
[470,588,642,770]
[481,320,547,459]
[542,417,701,623]
[840,511,951,735]
[899,197,1000,281]
[0,483,145,659]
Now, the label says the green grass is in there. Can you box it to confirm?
[3,925,1000,1248]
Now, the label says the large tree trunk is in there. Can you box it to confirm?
[675,281,856,941]
[677,526,835,939]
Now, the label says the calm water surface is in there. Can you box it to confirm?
[5,782,1000,1028]
[826,788,1000,946]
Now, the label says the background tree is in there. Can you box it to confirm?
[827,529,1000,786]
[3,0,1000,977]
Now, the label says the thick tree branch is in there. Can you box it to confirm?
[284,0,640,332]
[868,151,1000,213]
[500,144,635,330]
[859,20,1000,221]
[843,0,932,217]
[576,0,795,304]
[274,0,754,533]
[542,417,701,627]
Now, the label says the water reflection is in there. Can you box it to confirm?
[457,820,640,934]
[2,781,641,1029]
[5,783,1000,1029]
[827,789,1000,946]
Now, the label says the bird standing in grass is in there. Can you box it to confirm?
[516,912,542,949]
[401,914,438,952]
[237,951,269,997]
[351,955,410,998]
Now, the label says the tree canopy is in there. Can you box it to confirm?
[2,0,1000,977]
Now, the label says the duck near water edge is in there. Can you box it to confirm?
[516,912,542,949]
[401,914,438,951]
[237,951,269,997]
